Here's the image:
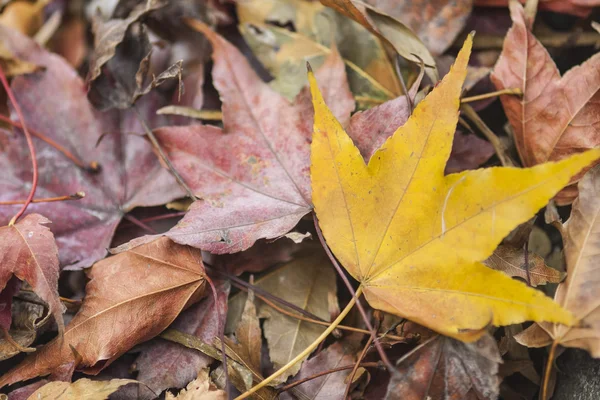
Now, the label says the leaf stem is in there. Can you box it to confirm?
[123,214,157,234]
[0,65,38,226]
[344,333,373,399]
[278,362,381,394]
[204,275,230,400]
[234,287,361,400]
[133,106,197,200]
[313,213,395,373]
[460,88,522,103]
[0,114,98,171]
[0,192,85,205]
[541,340,559,400]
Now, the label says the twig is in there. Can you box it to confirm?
[541,341,559,400]
[460,104,515,167]
[278,362,381,394]
[138,211,186,223]
[461,88,522,104]
[123,214,157,234]
[133,106,197,200]
[0,114,98,171]
[344,334,373,399]
[0,65,38,225]
[0,192,85,205]
[205,275,230,400]
[313,214,395,373]
[235,289,361,399]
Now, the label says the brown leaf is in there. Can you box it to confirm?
[491,1,600,204]
[0,42,40,77]
[364,0,473,55]
[385,334,501,400]
[0,0,45,36]
[484,244,565,287]
[517,165,600,356]
[0,237,206,388]
[474,0,600,17]
[166,369,226,400]
[0,214,63,333]
[117,22,354,254]
[27,378,136,400]
[231,289,262,373]
[0,26,183,269]
[134,282,229,399]
[321,0,437,78]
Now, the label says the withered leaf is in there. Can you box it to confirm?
[0,214,63,333]
[0,237,206,388]
[0,26,183,269]
[165,369,226,400]
[484,244,565,287]
[386,334,501,400]
[475,0,600,17]
[26,378,136,400]
[491,1,600,204]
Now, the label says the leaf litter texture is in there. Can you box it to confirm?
[309,33,600,341]
[0,25,183,269]
[27,378,137,400]
[0,237,206,388]
[0,214,64,334]
[491,0,600,204]
[516,165,600,357]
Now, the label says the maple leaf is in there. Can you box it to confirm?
[309,34,600,341]
[491,1,600,204]
[385,334,501,400]
[27,378,137,400]
[0,237,206,387]
[516,165,600,356]
[0,26,183,269]
[0,214,64,333]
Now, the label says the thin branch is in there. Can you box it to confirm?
[461,88,522,104]
[0,114,98,171]
[138,211,186,223]
[0,192,85,205]
[204,275,230,400]
[344,334,373,399]
[313,214,395,373]
[0,65,38,225]
[133,106,197,200]
[123,214,158,234]
[278,362,381,394]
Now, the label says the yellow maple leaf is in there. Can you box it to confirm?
[309,34,600,342]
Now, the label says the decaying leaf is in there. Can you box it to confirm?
[321,0,437,79]
[385,334,501,400]
[516,166,600,356]
[484,244,565,287]
[0,214,64,333]
[166,369,226,400]
[0,42,40,77]
[475,0,600,17]
[491,1,600,204]
[0,237,206,387]
[26,378,136,400]
[309,34,600,341]
[0,26,183,269]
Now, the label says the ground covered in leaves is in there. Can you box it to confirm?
[0,0,599,399]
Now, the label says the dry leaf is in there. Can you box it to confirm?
[0,26,183,269]
[0,42,40,77]
[0,237,206,387]
[26,378,136,400]
[385,334,501,400]
[475,0,600,17]
[516,165,600,356]
[484,244,565,287]
[0,0,45,36]
[310,34,600,341]
[0,214,64,333]
[166,369,226,400]
[491,1,600,204]
[321,0,437,79]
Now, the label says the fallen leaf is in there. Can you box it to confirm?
[117,22,353,254]
[280,339,364,400]
[166,369,226,400]
[385,334,501,400]
[0,0,45,36]
[321,0,437,79]
[0,214,64,333]
[365,0,473,55]
[484,244,565,287]
[6,380,47,400]
[257,252,338,382]
[236,0,401,101]
[0,42,40,77]
[0,26,183,269]
[0,277,20,331]
[231,288,262,374]
[475,0,600,17]
[309,34,599,341]
[134,282,229,399]
[491,1,600,204]
[0,237,206,387]
[516,165,600,356]
[445,131,494,174]
[27,378,136,400]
